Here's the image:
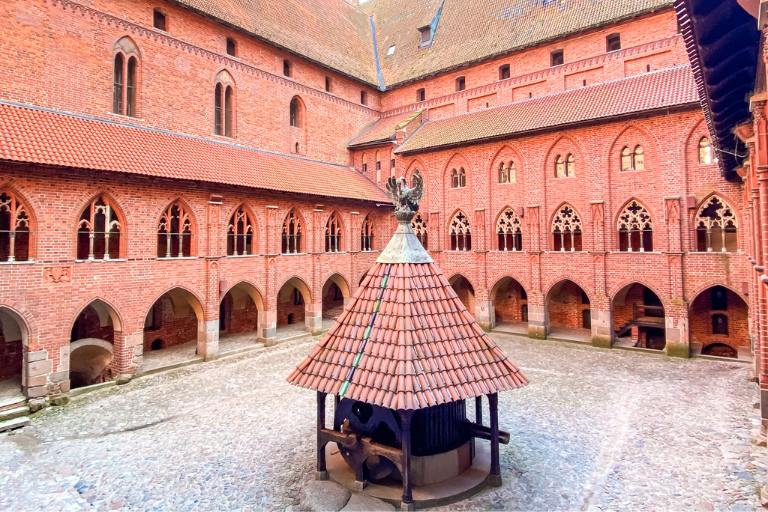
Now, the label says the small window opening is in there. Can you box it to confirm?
[550,49,564,67]
[283,59,292,77]
[456,76,466,91]
[499,64,510,80]
[360,90,368,105]
[418,26,432,46]
[416,88,426,102]
[153,9,167,31]
[646,64,652,72]
[226,38,237,56]
[606,33,621,52]
[325,76,332,92]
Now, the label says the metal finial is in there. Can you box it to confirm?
[386,170,423,223]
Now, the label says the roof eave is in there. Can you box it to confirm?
[396,102,700,155]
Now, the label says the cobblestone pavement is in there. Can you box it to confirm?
[0,334,765,511]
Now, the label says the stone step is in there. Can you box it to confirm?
[0,405,30,422]
[0,395,26,413]
[0,416,30,433]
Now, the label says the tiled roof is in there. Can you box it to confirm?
[174,0,379,85]
[0,102,388,203]
[396,65,699,154]
[348,110,424,147]
[367,0,674,86]
[287,261,527,410]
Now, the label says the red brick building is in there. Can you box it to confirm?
[0,0,750,403]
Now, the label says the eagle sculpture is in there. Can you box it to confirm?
[386,170,423,221]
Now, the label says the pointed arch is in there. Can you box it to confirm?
[322,273,350,320]
[76,193,126,260]
[551,203,583,251]
[219,280,264,340]
[608,124,659,172]
[324,210,344,253]
[157,199,196,258]
[495,207,523,251]
[214,70,236,137]
[545,135,584,179]
[616,198,653,252]
[444,153,470,189]
[112,36,141,116]
[694,194,738,252]
[360,214,375,252]
[227,203,256,256]
[411,212,428,249]
[448,209,471,251]
[281,208,304,254]
[0,188,34,262]
[289,95,305,128]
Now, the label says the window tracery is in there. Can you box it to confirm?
[617,200,652,252]
[449,211,471,251]
[227,206,254,256]
[158,202,192,258]
[78,195,122,260]
[0,191,30,262]
[695,196,737,252]
[497,208,522,251]
[552,204,582,251]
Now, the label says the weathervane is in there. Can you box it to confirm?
[386,170,423,222]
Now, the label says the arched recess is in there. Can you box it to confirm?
[444,153,470,192]
[616,198,654,252]
[322,274,351,320]
[157,199,197,258]
[449,274,476,316]
[0,306,28,398]
[142,287,205,368]
[76,193,126,260]
[289,95,307,154]
[608,124,659,173]
[545,135,584,180]
[689,285,749,359]
[546,279,591,341]
[0,187,34,262]
[276,276,313,330]
[610,283,666,350]
[219,281,264,344]
[490,276,528,331]
[489,145,524,185]
[693,193,738,252]
[70,299,123,388]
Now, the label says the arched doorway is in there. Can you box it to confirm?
[276,277,313,336]
[142,288,204,372]
[219,282,263,353]
[70,300,120,388]
[690,286,749,359]
[0,307,26,399]
[491,277,528,334]
[611,283,665,350]
[547,280,591,342]
[322,274,350,322]
[449,274,476,316]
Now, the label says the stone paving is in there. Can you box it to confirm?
[0,333,765,511]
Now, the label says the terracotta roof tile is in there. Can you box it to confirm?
[348,110,424,147]
[287,256,528,410]
[0,101,388,203]
[396,66,699,154]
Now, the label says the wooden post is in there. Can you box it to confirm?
[488,393,502,487]
[475,396,483,425]
[317,391,328,480]
[400,410,415,510]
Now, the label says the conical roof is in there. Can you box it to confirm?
[287,229,527,410]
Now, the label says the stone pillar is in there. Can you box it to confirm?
[664,303,689,358]
[263,305,278,346]
[307,302,323,334]
[527,302,547,339]
[590,308,612,348]
[24,349,51,399]
[123,331,144,376]
[197,319,219,361]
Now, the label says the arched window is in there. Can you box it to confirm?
[699,137,713,165]
[112,38,140,116]
[552,204,582,251]
[712,313,728,335]
[566,153,575,176]
[77,195,122,260]
[497,208,523,251]
[281,209,302,254]
[289,96,303,127]
[695,195,737,252]
[325,212,342,253]
[555,155,565,178]
[411,213,428,249]
[157,202,193,258]
[617,200,652,252]
[450,167,466,188]
[621,145,645,171]
[449,211,471,251]
[227,205,254,256]
[361,216,374,252]
[498,161,515,183]
[214,79,234,137]
[0,191,31,262]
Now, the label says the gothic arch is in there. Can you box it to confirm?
[544,134,586,172]
[688,282,748,307]
[71,297,125,334]
[609,280,668,311]
[142,285,206,325]
[490,275,529,299]
[113,35,142,58]
[0,304,32,348]
[225,202,259,256]
[608,124,660,167]
[221,280,266,313]
[0,184,37,261]
[404,158,427,180]
[544,276,592,303]
[278,275,313,304]
[156,198,198,257]
[74,191,128,260]
[489,144,525,180]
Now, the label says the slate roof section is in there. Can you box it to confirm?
[0,101,388,203]
[287,260,527,410]
[367,0,674,86]
[173,0,379,85]
[396,65,699,154]
[348,110,424,147]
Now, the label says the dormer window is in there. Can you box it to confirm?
[153,9,167,31]
[387,45,396,56]
[418,26,432,47]
[550,49,564,67]
[226,37,237,57]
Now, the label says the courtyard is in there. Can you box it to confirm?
[0,333,764,511]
